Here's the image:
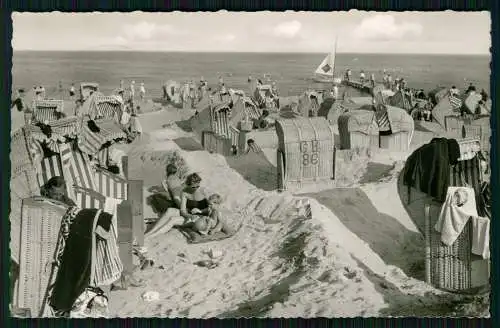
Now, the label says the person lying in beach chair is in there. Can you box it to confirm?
[40,176,77,207]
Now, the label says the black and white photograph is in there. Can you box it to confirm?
[9,10,491,318]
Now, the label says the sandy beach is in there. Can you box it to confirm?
[100,104,488,318]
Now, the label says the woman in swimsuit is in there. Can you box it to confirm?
[180,173,210,223]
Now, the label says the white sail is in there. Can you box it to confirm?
[314,53,335,76]
[313,37,337,78]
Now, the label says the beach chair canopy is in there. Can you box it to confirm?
[31,99,65,123]
[77,118,128,156]
[385,105,415,134]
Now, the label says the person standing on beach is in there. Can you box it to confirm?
[130,81,136,114]
[139,82,146,102]
[370,73,375,87]
[332,83,339,100]
[11,89,26,112]
[360,70,365,83]
[69,83,76,98]
[387,74,393,90]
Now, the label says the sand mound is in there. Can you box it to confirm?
[107,143,480,318]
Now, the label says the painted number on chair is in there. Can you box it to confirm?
[301,140,319,166]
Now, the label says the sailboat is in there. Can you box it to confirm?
[313,37,341,84]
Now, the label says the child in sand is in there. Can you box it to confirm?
[191,193,224,235]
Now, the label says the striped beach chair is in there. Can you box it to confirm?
[80,82,99,102]
[449,94,463,112]
[31,100,65,124]
[77,118,128,156]
[93,96,122,120]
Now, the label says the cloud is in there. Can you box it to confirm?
[213,33,236,42]
[352,15,423,41]
[273,20,302,38]
[121,21,178,41]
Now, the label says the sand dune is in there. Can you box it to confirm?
[105,109,483,317]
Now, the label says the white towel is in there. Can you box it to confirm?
[130,116,143,134]
[434,187,478,246]
[120,111,131,125]
[471,216,490,259]
[104,197,121,237]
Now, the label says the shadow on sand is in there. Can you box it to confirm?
[359,162,395,184]
[352,257,489,317]
[304,188,426,280]
[225,151,278,191]
[175,119,194,132]
[173,137,204,151]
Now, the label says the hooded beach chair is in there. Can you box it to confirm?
[30,99,65,124]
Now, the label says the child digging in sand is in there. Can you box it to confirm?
[191,193,224,235]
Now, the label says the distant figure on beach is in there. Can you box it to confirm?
[360,70,365,83]
[450,85,460,96]
[346,69,352,82]
[466,83,476,94]
[480,89,488,101]
[370,73,375,87]
[69,83,76,98]
[253,109,271,129]
[139,82,146,101]
[248,75,252,83]
[11,89,26,112]
[332,84,339,100]
[130,80,136,99]
[271,81,279,96]
[387,74,393,89]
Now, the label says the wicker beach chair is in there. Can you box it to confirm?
[80,82,100,102]
[16,197,69,317]
[424,138,488,293]
[31,100,65,124]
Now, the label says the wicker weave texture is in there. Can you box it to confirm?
[17,198,68,317]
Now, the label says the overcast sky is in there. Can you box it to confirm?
[12,11,491,54]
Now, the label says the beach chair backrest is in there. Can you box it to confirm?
[59,143,97,191]
[93,96,122,120]
[32,100,64,123]
[16,197,68,317]
[93,167,128,200]
[35,155,74,200]
[73,185,105,209]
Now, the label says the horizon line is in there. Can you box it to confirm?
[12,49,491,56]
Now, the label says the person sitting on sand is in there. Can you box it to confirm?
[163,164,183,208]
[191,193,226,235]
[180,173,211,224]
